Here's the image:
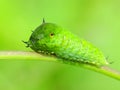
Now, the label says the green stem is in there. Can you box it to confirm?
[80,63,120,80]
[0,51,57,61]
[0,51,120,81]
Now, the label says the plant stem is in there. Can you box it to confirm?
[0,51,57,61]
[79,63,120,80]
[0,51,120,81]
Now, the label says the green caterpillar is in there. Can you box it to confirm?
[24,20,108,67]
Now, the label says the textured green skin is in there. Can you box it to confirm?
[27,22,108,66]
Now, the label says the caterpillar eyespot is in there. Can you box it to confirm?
[24,19,109,67]
[50,33,54,37]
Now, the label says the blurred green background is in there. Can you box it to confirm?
[0,0,120,90]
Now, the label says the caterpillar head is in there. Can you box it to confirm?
[24,20,66,55]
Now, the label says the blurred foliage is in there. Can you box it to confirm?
[0,0,120,90]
